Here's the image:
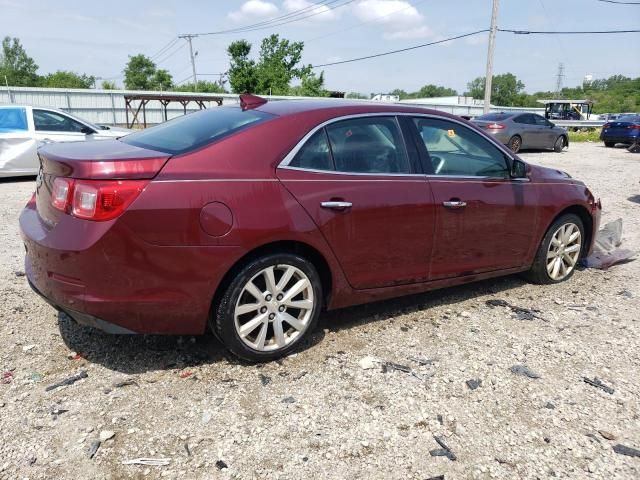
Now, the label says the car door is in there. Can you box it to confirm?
[410,116,539,279]
[33,109,95,144]
[512,114,537,148]
[532,114,556,148]
[277,115,436,289]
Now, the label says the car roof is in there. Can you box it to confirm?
[254,98,455,118]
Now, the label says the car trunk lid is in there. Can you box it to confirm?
[36,140,171,226]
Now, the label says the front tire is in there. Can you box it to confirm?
[508,135,522,153]
[524,214,584,285]
[604,141,615,148]
[212,253,323,362]
[553,136,566,153]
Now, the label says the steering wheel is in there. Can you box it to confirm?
[431,155,445,174]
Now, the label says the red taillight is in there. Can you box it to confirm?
[602,123,610,129]
[627,124,640,129]
[51,177,74,212]
[487,123,505,130]
[51,178,147,221]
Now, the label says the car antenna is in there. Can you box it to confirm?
[240,94,267,111]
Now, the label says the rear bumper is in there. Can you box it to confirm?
[20,202,242,335]
[600,134,638,144]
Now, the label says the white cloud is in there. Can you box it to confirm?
[228,0,279,23]
[352,0,432,39]
[283,0,338,21]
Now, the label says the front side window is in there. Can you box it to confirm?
[121,106,274,155]
[0,107,28,132]
[413,117,509,177]
[326,117,410,174]
[513,114,533,125]
[33,110,87,133]
[532,114,550,126]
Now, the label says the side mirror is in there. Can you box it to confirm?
[80,126,95,135]
[511,158,528,179]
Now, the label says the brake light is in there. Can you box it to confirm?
[486,123,505,130]
[50,178,147,221]
[51,177,73,212]
[602,123,610,129]
[627,124,640,129]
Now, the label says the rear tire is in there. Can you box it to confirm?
[604,141,615,148]
[508,135,522,153]
[553,136,565,153]
[212,253,323,362]
[524,214,584,285]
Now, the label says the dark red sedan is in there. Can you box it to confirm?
[20,95,601,361]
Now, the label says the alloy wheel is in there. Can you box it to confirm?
[234,264,314,352]
[546,223,581,280]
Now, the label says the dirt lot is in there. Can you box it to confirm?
[1,143,639,479]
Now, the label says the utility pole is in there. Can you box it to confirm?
[179,34,199,92]
[555,63,565,98]
[483,0,499,114]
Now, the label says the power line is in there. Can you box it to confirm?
[155,42,187,65]
[310,30,490,68]
[595,0,640,4]
[498,28,640,34]
[183,0,355,36]
[150,37,180,61]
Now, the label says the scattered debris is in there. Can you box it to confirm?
[122,458,171,466]
[282,396,296,404]
[22,344,36,352]
[294,371,308,380]
[598,430,616,441]
[50,407,69,417]
[112,379,139,389]
[99,430,115,442]
[87,440,101,459]
[1,371,14,384]
[426,476,445,480]
[45,370,88,392]
[613,444,640,458]
[382,361,423,380]
[429,436,457,461]
[582,219,635,269]
[216,460,228,470]
[30,372,43,382]
[485,299,546,321]
[617,289,634,298]
[509,365,541,379]
[259,373,272,385]
[583,377,614,395]
[178,371,193,379]
[358,356,378,370]
[466,379,482,390]
[408,356,436,366]
[586,433,601,443]
[544,402,556,410]
[14,271,25,277]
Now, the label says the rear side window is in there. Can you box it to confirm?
[513,114,533,124]
[121,107,274,155]
[289,129,333,170]
[0,107,28,132]
[326,117,410,174]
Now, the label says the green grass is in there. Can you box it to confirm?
[568,129,602,143]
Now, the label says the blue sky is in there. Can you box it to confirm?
[1,0,638,94]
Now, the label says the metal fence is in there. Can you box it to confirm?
[2,86,596,127]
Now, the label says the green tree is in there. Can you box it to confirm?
[227,40,258,94]
[123,54,173,90]
[345,92,369,99]
[416,84,457,98]
[101,80,117,90]
[290,71,325,97]
[174,80,227,93]
[0,36,39,86]
[226,34,319,95]
[466,73,525,106]
[40,70,95,88]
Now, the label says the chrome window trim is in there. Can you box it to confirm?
[277,111,521,180]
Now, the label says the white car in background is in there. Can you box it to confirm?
[0,105,131,177]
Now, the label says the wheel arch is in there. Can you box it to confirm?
[543,205,594,257]
[210,240,333,318]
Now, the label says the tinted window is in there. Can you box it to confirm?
[121,107,274,155]
[0,107,28,132]
[531,114,550,126]
[413,117,509,177]
[326,117,410,174]
[34,110,87,133]
[475,112,514,121]
[619,115,640,123]
[289,129,333,171]
[513,114,533,125]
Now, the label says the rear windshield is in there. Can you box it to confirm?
[618,115,640,123]
[0,107,29,132]
[120,106,274,155]
[474,112,514,121]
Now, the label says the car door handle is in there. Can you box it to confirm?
[321,201,353,210]
[442,200,467,209]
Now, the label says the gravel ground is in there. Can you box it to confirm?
[1,143,639,480]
